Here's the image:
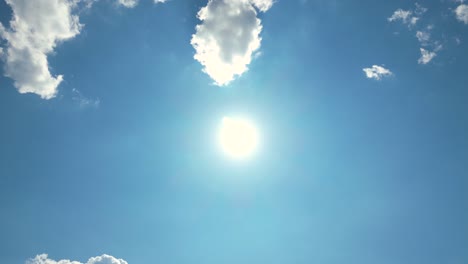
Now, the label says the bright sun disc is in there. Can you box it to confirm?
[219,117,259,159]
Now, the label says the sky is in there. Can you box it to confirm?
[0,0,468,263]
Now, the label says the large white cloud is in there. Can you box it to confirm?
[26,254,128,264]
[0,0,82,99]
[191,0,273,86]
[455,4,468,24]
[363,65,393,80]
[0,0,168,99]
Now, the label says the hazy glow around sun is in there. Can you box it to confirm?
[219,116,259,159]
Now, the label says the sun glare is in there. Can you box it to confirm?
[219,116,259,159]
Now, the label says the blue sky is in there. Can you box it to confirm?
[1,0,468,263]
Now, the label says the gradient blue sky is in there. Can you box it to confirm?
[1,0,468,263]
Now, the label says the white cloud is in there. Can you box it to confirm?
[416,30,431,45]
[115,0,167,8]
[387,4,445,65]
[388,9,414,24]
[191,0,273,86]
[418,48,437,64]
[455,4,468,24]
[84,0,166,9]
[0,0,81,99]
[0,0,168,99]
[363,65,393,80]
[117,0,138,8]
[388,4,427,26]
[250,0,274,12]
[26,254,128,264]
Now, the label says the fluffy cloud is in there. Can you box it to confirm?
[26,254,128,264]
[418,48,437,64]
[455,4,468,24]
[0,0,168,99]
[363,65,393,80]
[0,0,81,99]
[191,0,273,86]
[249,0,274,12]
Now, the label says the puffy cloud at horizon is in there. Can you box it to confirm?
[191,0,273,86]
[26,254,128,264]
[363,65,393,80]
[0,0,82,99]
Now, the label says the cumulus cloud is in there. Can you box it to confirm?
[26,254,128,264]
[0,0,81,99]
[0,0,168,99]
[191,0,273,86]
[455,4,468,24]
[418,48,437,64]
[363,65,393,80]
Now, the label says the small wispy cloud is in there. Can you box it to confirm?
[388,9,416,25]
[416,30,431,45]
[72,88,100,109]
[363,65,393,80]
[26,254,127,264]
[118,0,139,8]
[388,4,444,65]
[418,48,437,64]
[86,0,166,8]
[388,3,427,26]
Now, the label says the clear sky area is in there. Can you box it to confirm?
[0,0,467,263]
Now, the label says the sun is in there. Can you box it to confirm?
[219,116,259,159]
